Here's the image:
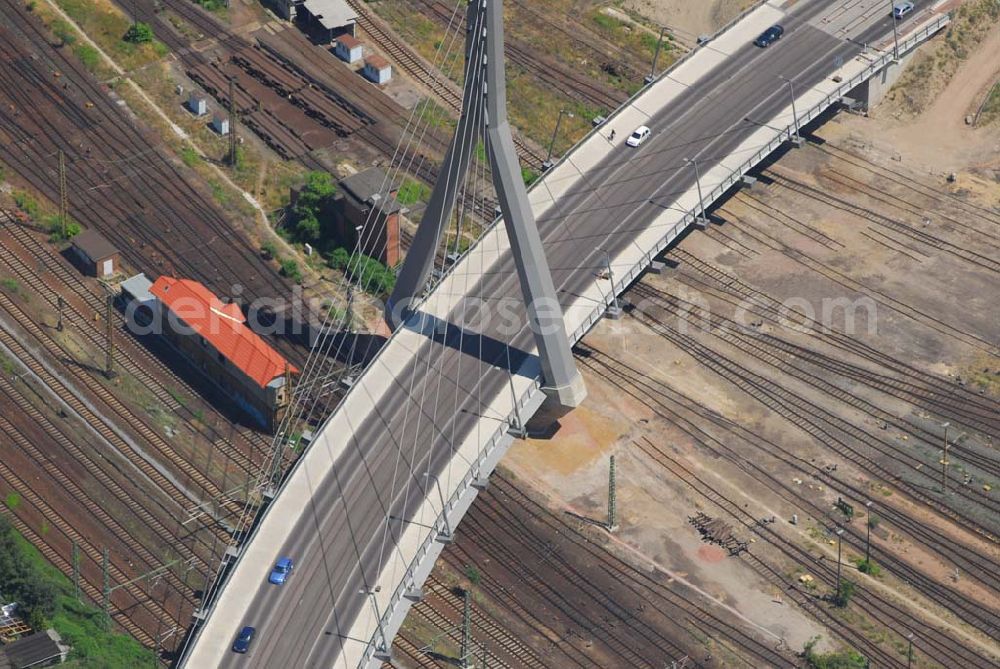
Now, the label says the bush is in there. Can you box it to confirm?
[521,167,540,187]
[855,559,881,577]
[279,258,302,283]
[832,579,856,608]
[13,191,40,218]
[803,636,867,669]
[123,21,153,44]
[328,247,395,296]
[464,564,481,586]
[52,19,76,47]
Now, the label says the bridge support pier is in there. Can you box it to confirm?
[386,0,586,415]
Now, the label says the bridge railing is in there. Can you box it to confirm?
[361,10,951,666]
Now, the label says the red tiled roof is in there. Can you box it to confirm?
[150,276,297,388]
[365,54,390,70]
[337,34,362,49]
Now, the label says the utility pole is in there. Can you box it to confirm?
[607,454,619,532]
[72,540,80,601]
[56,295,64,332]
[58,150,68,238]
[460,588,472,669]
[646,26,667,84]
[834,527,844,599]
[228,76,238,167]
[104,292,115,379]
[864,500,873,565]
[906,632,914,669]
[102,547,110,626]
[941,421,950,494]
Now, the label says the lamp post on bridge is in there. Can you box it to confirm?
[890,0,901,62]
[777,75,803,147]
[683,157,709,229]
[543,109,573,171]
[596,246,622,319]
[645,26,668,84]
[423,471,453,542]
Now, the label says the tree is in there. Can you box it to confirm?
[123,22,154,45]
[832,579,856,608]
[292,171,336,243]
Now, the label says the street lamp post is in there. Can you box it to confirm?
[684,157,709,228]
[596,247,622,319]
[645,26,668,84]
[423,472,453,542]
[778,75,803,146]
[890,1,901,61]
[906,632,915,669]
[543,109,573,170]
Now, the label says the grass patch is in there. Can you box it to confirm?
[5,492,21,509]
[0,516,155,665]
[73,43,100,71]
[395,178,430,206]
[803,636,867,669]
[855,558,881,577]
[180,145,201,168]
[54,0,168,71]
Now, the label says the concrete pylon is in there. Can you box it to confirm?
[387,0,585,412]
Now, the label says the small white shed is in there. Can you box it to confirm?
[188,93,207,116]
[211,115,230,135]
[362,55,391,85]
[335,34,363,64]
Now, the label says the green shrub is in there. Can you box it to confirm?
[328,247,395,296]
[855,558,881,577]
[180,145,200,168]
[832,579,856,608]
[395,178,430,206]
[521,167,540,186]
[279,258,302,283]
[464,564,481,585]
[5,491,20,508]
[803,636,867,669]
[52,19,76,47]
[13,191,39,218]
[123,21,153,44]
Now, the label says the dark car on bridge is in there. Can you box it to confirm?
[232,626,256,654]
[754,24,784,48]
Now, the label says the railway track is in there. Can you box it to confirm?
[468,474,797,668]
[579,345,1000,642]
[0,5,309,365]
[0,286,244,528]
[0,218,267,478]
[0,508,158,647]
[629,285,1000,545]
[634,437,999,669]
[348,0,547,167]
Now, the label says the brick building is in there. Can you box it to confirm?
[148,277,298,430]
[334,167,402,267]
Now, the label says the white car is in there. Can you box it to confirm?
[893,1,914,18]
[625,125,651,147]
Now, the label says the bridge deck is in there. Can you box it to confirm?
[182,1,950,666]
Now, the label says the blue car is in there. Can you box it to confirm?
[268,557,294,585]
[754,24,784,48]
[232,626,255,653]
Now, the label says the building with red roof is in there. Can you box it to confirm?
[149,276,297,430]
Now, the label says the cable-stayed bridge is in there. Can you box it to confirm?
[179,1,950,666]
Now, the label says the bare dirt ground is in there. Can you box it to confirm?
[392,15,1000,669]
[623,0,759,43]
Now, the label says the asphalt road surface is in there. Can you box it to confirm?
[218,1,915,665]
